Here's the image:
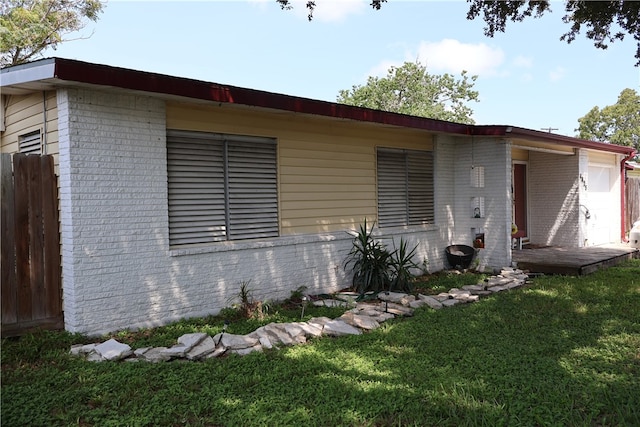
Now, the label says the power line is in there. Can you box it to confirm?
[541,127,558,133]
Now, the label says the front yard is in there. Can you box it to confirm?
[2,262,639,426]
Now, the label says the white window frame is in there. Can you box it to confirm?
[167,130,278,246]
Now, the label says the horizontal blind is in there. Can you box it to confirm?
[377,149,408,227]
[227,140,278,240]
[167,131,226,245]
[377,148,434,228]
[167,130,278,246]
[407,150,434,224]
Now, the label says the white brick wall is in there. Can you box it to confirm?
[56,88,454,335]
[450,137,512,269]
[528,151,581,246]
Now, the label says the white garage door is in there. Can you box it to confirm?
[588,165,615,246]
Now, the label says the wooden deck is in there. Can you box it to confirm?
[512,244,640,275]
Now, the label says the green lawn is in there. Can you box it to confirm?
[2,261,639,426]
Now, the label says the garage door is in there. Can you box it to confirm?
[588,165,614,246]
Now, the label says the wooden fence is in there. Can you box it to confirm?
[1,153,63,336]
[627,176,640,234]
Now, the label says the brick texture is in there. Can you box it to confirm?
[56,88,514,336]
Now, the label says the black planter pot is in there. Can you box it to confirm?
[445,245,476,269]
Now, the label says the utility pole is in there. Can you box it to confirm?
[540,127,558,133]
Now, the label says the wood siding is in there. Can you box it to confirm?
[166,102,434,235]
[1,92,59,168]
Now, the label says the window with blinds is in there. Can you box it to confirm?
[19,130,41,154]
[376,148,434,228]
[167,130,278,246]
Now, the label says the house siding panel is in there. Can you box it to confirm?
[1,92,59,166]
[166,102,434,235]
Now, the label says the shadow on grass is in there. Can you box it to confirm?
[2,262,639,426]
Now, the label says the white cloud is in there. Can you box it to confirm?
[549,66,567,82]
[269,0,366,22]
[415,39,506,76]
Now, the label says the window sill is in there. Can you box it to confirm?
[169,224,440,257]
[169,232,353,257]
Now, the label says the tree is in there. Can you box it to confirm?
[276,1,640,66]
[336,61,479,124]
[0,0,104,67]
[576,88,640,154]
[466,1,640,66]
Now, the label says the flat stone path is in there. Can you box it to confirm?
[70,268,531,362]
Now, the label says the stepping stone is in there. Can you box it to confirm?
[441,299,460,307]
[377,292,416,306]
[95,339,132,361]
[186,336,217,360]
[178,333,208,351]
[418,294,443,309]
[138,347,172,363]
[323,319,362,336]
[339,312,380,330]
[379,302,414,316]
[221,333,259,350]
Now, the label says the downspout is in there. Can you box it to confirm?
[621,150,637,241]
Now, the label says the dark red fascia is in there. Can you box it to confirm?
[51,57,635,157]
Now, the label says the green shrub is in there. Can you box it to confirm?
[344,220,421,296]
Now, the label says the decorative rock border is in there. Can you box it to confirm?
[70,268,532,362]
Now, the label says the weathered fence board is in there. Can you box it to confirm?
[1,153,63,336]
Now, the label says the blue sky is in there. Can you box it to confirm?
[45,0,640,136]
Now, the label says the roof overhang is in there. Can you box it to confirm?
[1,57,636,158]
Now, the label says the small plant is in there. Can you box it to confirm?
[343,219,393,296]
[420,258,430,275]
[232,280,266,320]
[287,285,308,303]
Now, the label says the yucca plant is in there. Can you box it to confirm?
[343,219,393,296]
[389,237,420,293]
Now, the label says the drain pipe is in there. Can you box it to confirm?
[621,150,637,242]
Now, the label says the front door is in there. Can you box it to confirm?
[512,163,527,238]
[587,165,614,245]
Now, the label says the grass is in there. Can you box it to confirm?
[2,261,640,426]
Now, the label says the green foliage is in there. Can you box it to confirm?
[466,0,640,66]
[343,219,392,295]
[337,61,479,124]
[276,0,386,21]
[389,237,421,293]
[230,280,268,320]
[343,220,421,296]
[0,0,105,66]
[577,88,640,156]
[3,261,639,426]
